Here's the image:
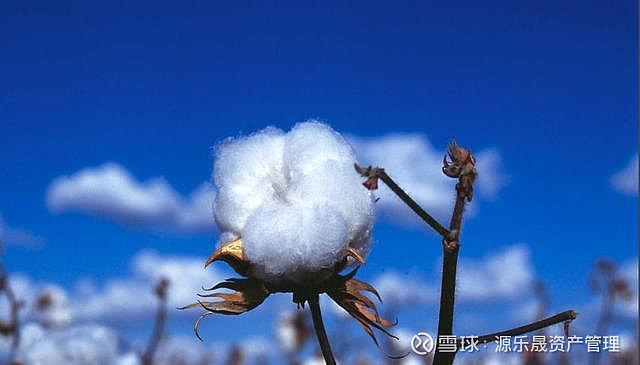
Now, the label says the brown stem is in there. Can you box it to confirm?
[433,184,467,365]
[0,261,21,365]
[533,281,550,321]
[6,286,19,365]
[594,289,614,339]
[141,279,169,365]
[459,310,578,347]
[375,170,451,238]
[308,293,336,365]
[590,290,613,365]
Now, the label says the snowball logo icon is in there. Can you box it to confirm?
[411,332,435,355]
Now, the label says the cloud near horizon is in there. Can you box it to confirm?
[0,251,268,365]
[74,250,227,321]
[3,247,635,364]
[1,250,227,325]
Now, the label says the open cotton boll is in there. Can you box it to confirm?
[213,127,286,234]
[243,201,350,281]
[213,121,374,284]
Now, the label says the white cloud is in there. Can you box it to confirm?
[44,132,505,234]
[348,134,507,224]
[373,270,437,307]
[474,148,508,199]
[610,154,638,196]
[153,335,227,365]
[46,163,215,233]
[457,244,534,301]
[74,250,227,320]
[369,244,534,307]
[0,250,226,324]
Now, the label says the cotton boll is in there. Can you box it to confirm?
[284,122,374,248]
[213,127,286,233]
[114,353,141,365]
[213,121,375,284]
[286,158,373,244]
[243,201,349,283]
[284,122,356,177]
[31,286,73,329]
[277,318,297,352]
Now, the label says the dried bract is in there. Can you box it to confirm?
[182,237,397,348]
[442,139,477,201]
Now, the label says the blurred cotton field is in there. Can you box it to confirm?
[1,120,637,365]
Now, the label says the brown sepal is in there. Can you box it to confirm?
[324,269,397,348]
[205,237,251,277]
[180,278,270,340]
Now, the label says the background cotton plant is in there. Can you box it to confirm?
[212,121,374,284]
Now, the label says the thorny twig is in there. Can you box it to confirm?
[141,277,170,365]
[358,139,577,365]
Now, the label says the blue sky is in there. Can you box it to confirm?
[0,1,637,362]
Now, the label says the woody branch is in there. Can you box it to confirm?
[357,139,577,365]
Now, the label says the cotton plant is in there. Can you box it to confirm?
[276,310,311,354]
[184,121,577,365]
[31,286,72,329]
[183,122,397,362]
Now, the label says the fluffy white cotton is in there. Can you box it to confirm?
[213,121,374,284]
[31,286,73,328]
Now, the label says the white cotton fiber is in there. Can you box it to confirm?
[213,121,374,284]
